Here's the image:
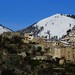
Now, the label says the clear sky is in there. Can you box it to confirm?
[0,0,75,31]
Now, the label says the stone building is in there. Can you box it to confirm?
[52,41,75,63]
[22,33,34,43]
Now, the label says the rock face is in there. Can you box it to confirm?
[0,24,12,34]
[18,14,75,39]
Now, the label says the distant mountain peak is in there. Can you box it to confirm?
[18,14,75,39]
[0,24,12,34]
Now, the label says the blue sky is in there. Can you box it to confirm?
[0,0,75,31]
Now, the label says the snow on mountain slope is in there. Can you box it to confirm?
[19,14,75,39]
[0,24,12,34]
[34,14,75,38]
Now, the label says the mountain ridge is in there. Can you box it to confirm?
[18,14,75,39]
[0,13,75,38]
[0,24,12,34]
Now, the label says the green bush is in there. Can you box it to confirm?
[37,46,42,52]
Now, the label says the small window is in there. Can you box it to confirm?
[73,54,74,58]
[29,34,32,36]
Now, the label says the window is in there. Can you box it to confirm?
[29,34,32,36]
[73,54,74,58]
[29,38,31,39]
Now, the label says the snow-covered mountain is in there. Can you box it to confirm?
[18,14,75,39]
[0,24,12,34]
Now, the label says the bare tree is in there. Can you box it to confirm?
[46,30,51,40]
